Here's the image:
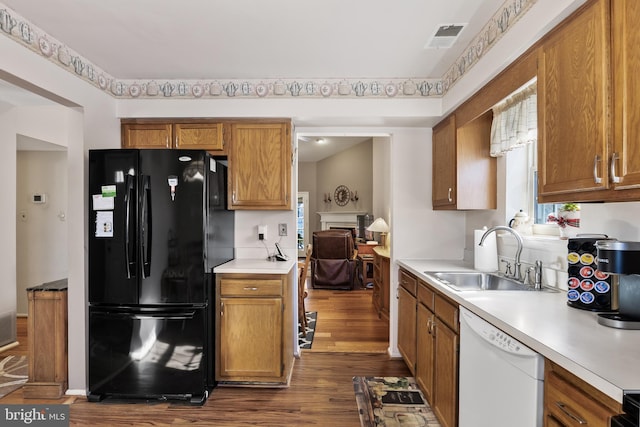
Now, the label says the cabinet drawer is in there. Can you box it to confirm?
[399,269,417,296]
[544,360,622,426]
[417,280,435,311]
[434,294,458,332]
[220,279,283,297]
[546,371,615,426]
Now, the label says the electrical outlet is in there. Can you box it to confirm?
[278,223,287,236]
[258,225,267,240]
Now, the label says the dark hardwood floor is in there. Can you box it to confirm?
[0,285,403,426]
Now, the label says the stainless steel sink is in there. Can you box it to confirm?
[423,271,558,292]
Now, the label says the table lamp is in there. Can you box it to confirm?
[367,218,389,247]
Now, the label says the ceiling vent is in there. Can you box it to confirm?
[424,24,466,49]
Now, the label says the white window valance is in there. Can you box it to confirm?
[490,81,537,157]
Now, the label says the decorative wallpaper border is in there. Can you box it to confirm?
[0,0,536,100]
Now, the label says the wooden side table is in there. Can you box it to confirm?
[358,254,375,288]
[24,279,68,399]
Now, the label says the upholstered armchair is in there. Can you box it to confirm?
[310,229,358,290]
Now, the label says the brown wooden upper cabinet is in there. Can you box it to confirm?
[537,0,609,201]
[538,0,640,203]
[228,121,292,210]
[122,122,173,149]
[432,111,496,210]
[121,120,226,154]
[432,116,457,209]
[174,123,225,151]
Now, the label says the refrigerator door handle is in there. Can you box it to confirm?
[141,175,152,278]
[131,312,196,320]
[124,174,136,279]
[91,310,197,320]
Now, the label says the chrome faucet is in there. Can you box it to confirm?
[479,226,524,281]
[525,260,544,289]
[533,260,543,289]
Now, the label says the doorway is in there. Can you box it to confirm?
[296,133,391,353]
[16,142,68,316]
[0,77,73,348]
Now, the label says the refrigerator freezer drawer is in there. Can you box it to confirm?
[88,306,209,404]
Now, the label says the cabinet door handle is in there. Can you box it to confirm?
[447,187,453,202]
[610,152,621,183]
[593,154,602,184]
[555,402,587,425]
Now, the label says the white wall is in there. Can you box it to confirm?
[315,140,373,218]
[372,136,391,225]
[16,149,68,315]
[0,109,19,346]
[2,34,119,393]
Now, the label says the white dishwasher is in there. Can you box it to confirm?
[459,307,544,427]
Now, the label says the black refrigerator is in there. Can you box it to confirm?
[87,149,234,404]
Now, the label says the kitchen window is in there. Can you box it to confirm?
[493,78,576,235]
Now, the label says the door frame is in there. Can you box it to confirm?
[297,191,309,258]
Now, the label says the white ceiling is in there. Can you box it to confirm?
[1,0,506,81]
[298,136,371,163]
[0,0,510,159]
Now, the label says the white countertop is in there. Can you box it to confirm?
[214,258,296,275]
[397,259,640,403]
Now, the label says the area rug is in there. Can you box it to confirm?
[298,311,317,349]
[353,376,441,427]
[0,355,28,399]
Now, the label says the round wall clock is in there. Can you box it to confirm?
[334,185,350,206]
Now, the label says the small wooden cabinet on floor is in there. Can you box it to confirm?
[24,279,68,399]
[215,270,294,385]
[372,248,390,321]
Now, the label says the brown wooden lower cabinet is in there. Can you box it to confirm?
[415,303,434,403]
[397,269,417,373]
[544,360,623,427]
[432,317,458,427]
[399,268,459,427]
[215,271,294,385]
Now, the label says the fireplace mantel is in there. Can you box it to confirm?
[317,211,366,230]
